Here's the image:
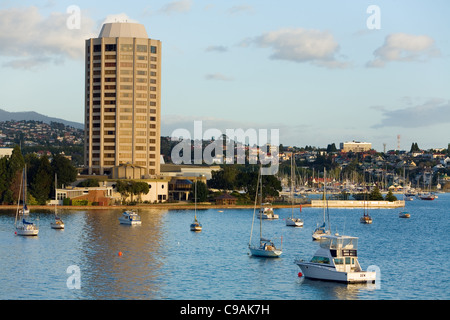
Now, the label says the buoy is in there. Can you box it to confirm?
[118,251,123,257]
[14,231,17,235]
[298,272,303,277]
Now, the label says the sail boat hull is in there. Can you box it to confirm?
[16,225,39,236]
[190,221,202,232]
[249,245,282,258]
[51,220,65,229]
[360,216,373,224]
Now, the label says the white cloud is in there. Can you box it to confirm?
[205,73,234,81]
[205,45,228,53]
[228,5,254,15]
[245,28,348,68]
[159,0,193,15]
[0,6,96,69]
[101,13,138,24]
[372,98,450,128]
[367,33,440,68]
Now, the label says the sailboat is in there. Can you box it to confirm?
[15,167,39,236]
[360,181,373,224]
[190,180,202,232]
[51,174,64,229]
[249,166,282,258]
[399,188,410,218]
[19,166,29,215]
[286,155,303,227]
[312,168,331,240]
[399,169,411,218]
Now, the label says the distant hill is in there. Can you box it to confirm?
[0,108,83,129]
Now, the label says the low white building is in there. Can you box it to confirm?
[340,141,372,153]
[0,147,13,159]
[55,179,169,205]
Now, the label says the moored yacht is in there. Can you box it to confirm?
[119,210,142,225]
[249,166,282,258]
[258,203,278,219]
[249,237,282,258]
[295,234,376,283]
[16,219,39,236]
[399,211,410,218]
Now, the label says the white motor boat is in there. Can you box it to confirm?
[119,210,142,225]
[286,217,304,227]
[295,234,376,283]
[258,203,278,219]
[19,205,30,215]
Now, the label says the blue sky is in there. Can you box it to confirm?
[0,0,448,151]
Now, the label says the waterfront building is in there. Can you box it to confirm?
[0,147,13,159]
[340,141,372,153]
[84,22,162,177]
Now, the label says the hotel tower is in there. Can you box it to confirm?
[84,22,161,176]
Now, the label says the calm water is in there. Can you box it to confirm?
[1,194,449,300]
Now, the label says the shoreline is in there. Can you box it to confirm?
[1,200,407,210]
[0,203,302,211]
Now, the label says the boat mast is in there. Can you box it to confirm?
[194,179,197,220]
[290,155,294,218]
[14,168,24,227]
[324,168,330,231]
[259,166,263,243]
[249,165,261,246]
[23,165,26,210]
[55,173,58,216]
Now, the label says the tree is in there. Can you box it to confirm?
[385,190,397,202]
[116,180,131,203]
[326,143,337,153]
[369,186,384,200]
[192,181,208,202]
[131,181,150,202]
[51,153,77,188]
[8,145,25,203]
[30,155,53,204]
[77,179,100,187]
[410,142,420,153]
[0,157,8,203]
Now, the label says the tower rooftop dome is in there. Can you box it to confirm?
[98,22,148,38]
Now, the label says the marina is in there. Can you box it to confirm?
[0,193,448,300]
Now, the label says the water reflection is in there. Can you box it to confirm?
[74,209,168,299]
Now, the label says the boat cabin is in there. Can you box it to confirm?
[311,235,362,273]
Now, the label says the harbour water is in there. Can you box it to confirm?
[0,194,449,300]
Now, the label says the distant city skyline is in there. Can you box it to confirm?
[0,1,448,152]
